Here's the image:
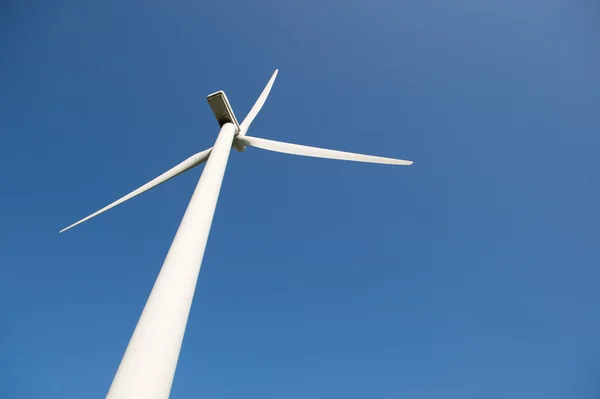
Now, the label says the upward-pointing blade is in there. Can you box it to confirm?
[238,70,278,136]
[237,136,413,165]
[59,148,213,233]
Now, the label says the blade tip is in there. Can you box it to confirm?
[393,160,413,165]
[59,222,80,233]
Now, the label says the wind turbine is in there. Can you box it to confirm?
[61,70,412,399]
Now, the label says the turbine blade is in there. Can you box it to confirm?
[238,69,278,136]
[237,136,413,166]
[59,148,212,233]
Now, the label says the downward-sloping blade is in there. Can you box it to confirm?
[237,136,413,165]
[238,69,278,136]
[59,148,212,233]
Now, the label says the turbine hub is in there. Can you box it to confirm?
[232,138,246,152]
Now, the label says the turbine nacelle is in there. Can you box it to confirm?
[206,90,247,152]
[206,90,240,135]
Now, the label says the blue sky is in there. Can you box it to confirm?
[1,0,599,398]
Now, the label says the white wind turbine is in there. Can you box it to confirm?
[61,70,412,399]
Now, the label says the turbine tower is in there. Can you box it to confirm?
[61,70,412,399]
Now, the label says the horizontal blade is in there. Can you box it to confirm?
[59,148,212,233]
[238,69,278,136]
[237,136,413,166]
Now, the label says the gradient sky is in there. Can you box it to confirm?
[1,1,599,398]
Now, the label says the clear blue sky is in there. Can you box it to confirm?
[1,1,599,398]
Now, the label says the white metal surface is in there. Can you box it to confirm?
[237,135,413,165]
[207,91,240,132]
[59,148,213,233]
[105,123,236,399]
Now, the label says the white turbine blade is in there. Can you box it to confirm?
[59,148,212,233]
[237,136,413,165]
[238,69,278,136]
